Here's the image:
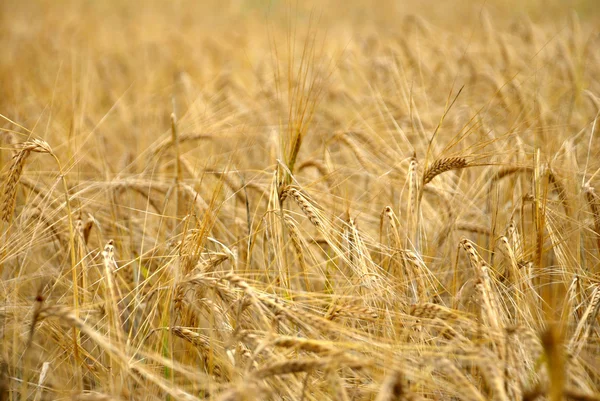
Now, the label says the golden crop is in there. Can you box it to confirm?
[1,1,599,400]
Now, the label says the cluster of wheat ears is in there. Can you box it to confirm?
[0,1,599,400]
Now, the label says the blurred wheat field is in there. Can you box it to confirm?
[1,0,600,400]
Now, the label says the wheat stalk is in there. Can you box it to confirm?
[584,184,600,253]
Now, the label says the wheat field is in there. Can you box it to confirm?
[1,0,600,400]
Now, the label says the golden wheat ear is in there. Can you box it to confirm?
[1,148,31,223]
[422,157,468,186]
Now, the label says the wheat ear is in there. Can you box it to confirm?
[422,157,468,186]
[1,148,32,222]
